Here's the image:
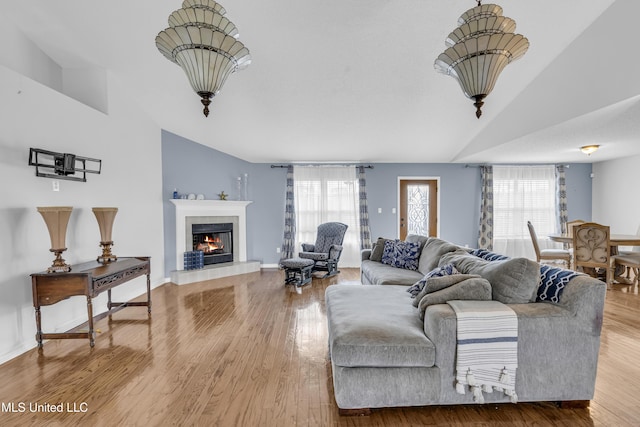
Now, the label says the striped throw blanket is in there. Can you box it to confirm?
[447,300,518,403]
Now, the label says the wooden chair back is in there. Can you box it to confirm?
[526,221,541,261]
[573,222,612,283]
[566,219,586,237]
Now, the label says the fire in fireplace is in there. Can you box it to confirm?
[192,223,233,265]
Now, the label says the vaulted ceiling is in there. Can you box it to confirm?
[4,0,640,164]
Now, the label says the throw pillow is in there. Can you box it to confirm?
[369,237,390,262]
[471,248,510,261]
[381,240,421,271]
[537,264,580,303]
[418,277,492,319]
[407,264,460,297]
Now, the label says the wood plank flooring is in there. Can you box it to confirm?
[0,268,639,426]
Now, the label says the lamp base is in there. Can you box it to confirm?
[48,249,71,273]
[97,241,117,264]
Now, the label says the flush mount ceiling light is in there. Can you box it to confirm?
[156,0,251,117]
[580,145,600,155]
[434,1,529,118]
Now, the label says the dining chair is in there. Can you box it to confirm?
[566,219,585,238]
[573,222,613,286]
[527,221,571,268]
[614,224,640,284]
[613,253,640,285]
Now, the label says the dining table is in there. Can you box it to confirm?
[548,233,640,283]
[548,233,640,250]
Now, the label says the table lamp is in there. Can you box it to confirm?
[37,206,73,273]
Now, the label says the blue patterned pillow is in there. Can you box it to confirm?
[537,264,579,303]
[407,263,460,297]
[381,240,421,271]
[471,248,510,261]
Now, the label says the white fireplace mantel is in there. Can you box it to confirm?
[171,199,252,270]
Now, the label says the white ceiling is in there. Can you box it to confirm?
[4,0,640,164]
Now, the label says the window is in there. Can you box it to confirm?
[293,166,361,267]
[492,165,560,259]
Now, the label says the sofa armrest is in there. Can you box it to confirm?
[361,249,372,261]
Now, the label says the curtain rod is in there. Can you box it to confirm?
[271,164,373,169]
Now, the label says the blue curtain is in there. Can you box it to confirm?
[478,165,494,250]
[357,166,372,250]
[555,165,568,234]
[280,165,296,260]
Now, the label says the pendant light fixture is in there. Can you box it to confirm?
[434,1,529,118]
[156,0,251,117]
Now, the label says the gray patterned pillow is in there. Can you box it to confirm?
[381,240,421,271]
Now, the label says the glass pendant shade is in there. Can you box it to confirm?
[434,3,529,118]
[156,0,251,117]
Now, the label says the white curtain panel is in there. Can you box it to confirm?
[293,165,361,267]
[492,165,562,259]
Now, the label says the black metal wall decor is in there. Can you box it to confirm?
[28,148,102,182]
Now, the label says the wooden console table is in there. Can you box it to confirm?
[30,256,151,348]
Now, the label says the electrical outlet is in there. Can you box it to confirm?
[276,247,281,253]
[52,180,60,192]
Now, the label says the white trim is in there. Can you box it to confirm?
[170,200,252,270]
[397,176,441,238]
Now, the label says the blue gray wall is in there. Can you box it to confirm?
[161,131,593,275]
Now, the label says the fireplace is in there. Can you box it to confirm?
[192,223,233,265]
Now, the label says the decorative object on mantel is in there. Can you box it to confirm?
[434,1,529,118]
[156,0,251,117]
[218,191,228,200]
[37,206,73,273]
[92,207,118,263]
[580,145,600,155]
[28,148,101,182]
[236,173,249,200]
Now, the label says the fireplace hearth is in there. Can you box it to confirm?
[192,223,233,265]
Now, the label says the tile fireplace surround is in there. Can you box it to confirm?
[169,199,260,285]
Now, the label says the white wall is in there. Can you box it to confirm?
[0,63,165,363]
[592,155,640,236]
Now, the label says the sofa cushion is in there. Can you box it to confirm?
[361,259,424,286]
[418,237,460,274]
[381,240,421,270]
[418,277,492,319]
[440,250,540,304]
[325,285,436,368]
[405,234,429,249]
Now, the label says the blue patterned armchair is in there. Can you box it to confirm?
[299,222,348,278]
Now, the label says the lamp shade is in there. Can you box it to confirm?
[92,207,118,243]
[156,0,251,117]
[37,206,73,251]
[435,3,529,118]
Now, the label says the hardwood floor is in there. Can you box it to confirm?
[1,268,639,426]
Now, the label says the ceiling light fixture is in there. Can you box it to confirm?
[580,145,600,155]
[156,0,251,117]
[434,1,529,118]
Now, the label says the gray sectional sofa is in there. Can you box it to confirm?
[325,235,606,411]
